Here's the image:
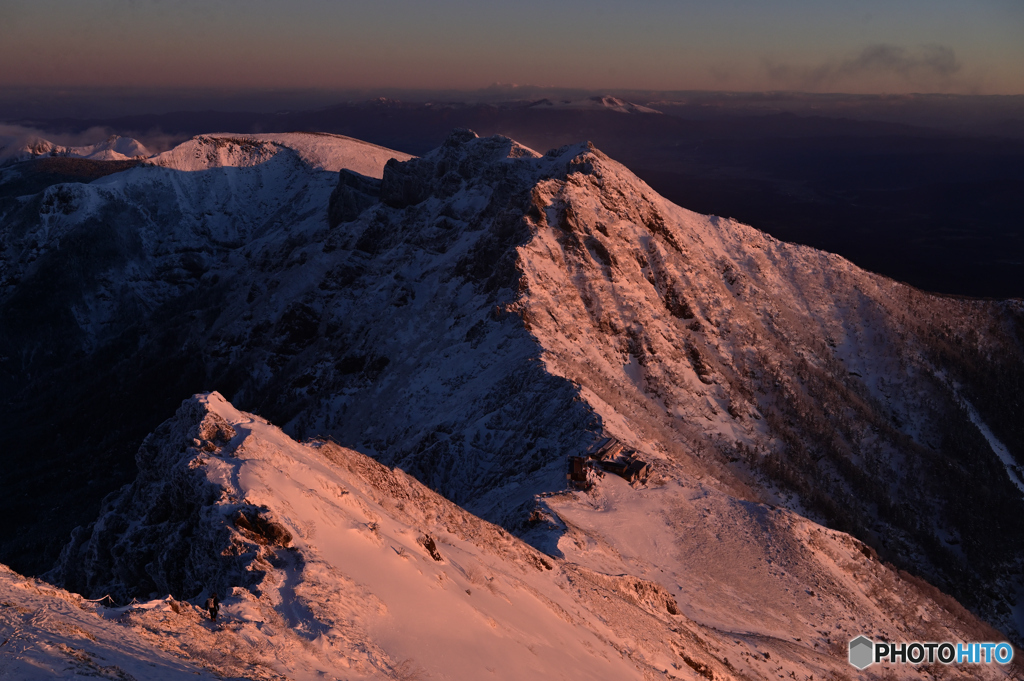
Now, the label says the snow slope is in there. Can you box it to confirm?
[42,394,659,680]
[41,393,1018,680]
[0,564,222,680]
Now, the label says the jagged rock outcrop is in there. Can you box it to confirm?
[47,398,290,603]
[328,168,381,227]
[378,128,533,209]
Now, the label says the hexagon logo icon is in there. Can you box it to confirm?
[849,636,874,669]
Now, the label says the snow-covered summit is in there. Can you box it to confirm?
[70,134,151,161]
[149,132,413,177]
[313,128,1024,645]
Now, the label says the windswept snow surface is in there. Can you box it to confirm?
[0,564,221,680]
[44,393,1019,680]
[43,394,649,680]
[148,132,413,177]
[195,393,641,681]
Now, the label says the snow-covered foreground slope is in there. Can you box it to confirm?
[0,564,223,680]
[32,393,1016,680]
[42,393,640,680]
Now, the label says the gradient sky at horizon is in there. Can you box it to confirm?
[2,0,1022,95]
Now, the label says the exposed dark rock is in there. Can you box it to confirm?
[585,235,614,268]
[353,213,396,255]
[234,509,292,547]
[46,399,282,602]
[274,302,320,355]
[419,534,443,561]
[380,157,434,208]
[328,169,381,227]
[663,285,694,319]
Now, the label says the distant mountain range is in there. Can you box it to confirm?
[0,132,150,165]
[11,94,1023,298]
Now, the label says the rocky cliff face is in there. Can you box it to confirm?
[2,129,1023,644]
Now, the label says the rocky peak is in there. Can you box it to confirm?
[46,393,291,603]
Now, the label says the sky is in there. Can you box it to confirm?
[1,0,1022,95]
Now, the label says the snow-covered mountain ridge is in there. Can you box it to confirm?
[147,132,412,175]
[22,392,1016,679]
[514,140,1024,640]
[40,392,641,680]
[1,129,1023,654]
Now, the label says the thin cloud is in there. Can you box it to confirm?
[0,124,114,148]
[0,124,113,163]
[765,44,964,92]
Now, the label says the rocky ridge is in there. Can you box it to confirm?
[36,392,1021,680]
